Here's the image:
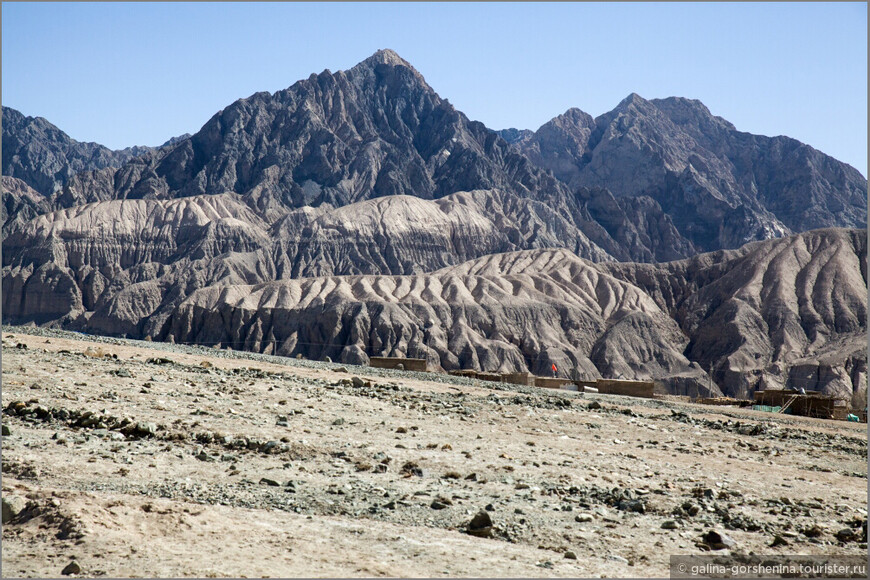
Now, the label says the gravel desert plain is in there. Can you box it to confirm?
[1,327,867,577]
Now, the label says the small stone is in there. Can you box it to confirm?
[607,555,629,565]
[702,530,737,550]
[259,478,281,487]
[564,551,578,560]
[335,367,348,373]
[770,535,789,547]
[467,510,493,538]
[260,440,280,453]
[332,418,345,426]
[396,364,405,371]
[802,524,824,538]
[400,461,424,477]
[618,499,645,513]
[465,472,477,481]
[2,424,10,436]
[431,500,448,510]
[135,422,157,437]
[835,528,857,543]
[682,501,700,516]
[323,356,332,363]
[587,401,602,410]
[661,520,680,530]
[351,376,365,388]
[575,513,594,523]
[2,495,28,524]
[276,416,288,427]
[61,561,81,575]
[395,426,408,433]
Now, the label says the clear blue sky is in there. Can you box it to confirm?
[3,2,867,176]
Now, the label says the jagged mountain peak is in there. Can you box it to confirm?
[48,48,571,224]
[649,96,737,132]
[611,92,652,112]
[344,48,428,86]
[358,48,413,68]
[1,105,175,199]
[544,107,595,130]
[503,90,865,255]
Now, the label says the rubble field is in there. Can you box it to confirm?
[1,328,866,577]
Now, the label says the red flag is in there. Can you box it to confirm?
[551,363,557,373]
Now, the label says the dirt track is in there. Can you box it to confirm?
[1,329,866,577]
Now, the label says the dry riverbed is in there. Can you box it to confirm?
[1,328,867,577]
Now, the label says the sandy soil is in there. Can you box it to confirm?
[1,329,866,578]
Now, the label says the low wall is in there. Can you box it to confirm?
[447,370,507,383]
[697,397,749,406]
[502,372,534,386]
[534,377,575,389]
[595,379,655,399]
[369,357,428,372]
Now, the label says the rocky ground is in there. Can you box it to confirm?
[1,326,867,578]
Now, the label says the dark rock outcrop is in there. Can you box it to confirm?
[1,106,183,198]
[55,51,573,219]
[509,94,867,256]
[2,177,50,234]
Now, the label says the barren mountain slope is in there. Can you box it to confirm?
[1,193,270,324]
[602,228,868,399]
[2,50,866,404]
[1,189,612,336]
[270,190,612,278]
[165,247,703,384]
[1,106,180,198]
[1,176,50,234]
[505,95,867,254]
[163,229,867,399]
[4,193,865,398]
[49,51,571,215]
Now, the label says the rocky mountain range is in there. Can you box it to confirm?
[501,95,866,256]
[2,49,866,401]
[1,106,188,198]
